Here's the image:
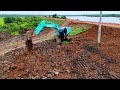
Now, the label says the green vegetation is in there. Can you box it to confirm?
[0,17,4,26]
[0,16,65,36]
[52,14,67,19]
[52,14,59,18]
[11,31,19,36]
[62,40,70,44]
[61,16,67,19]
[69,27,86,36]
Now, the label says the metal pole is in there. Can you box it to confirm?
[97,11,102,45]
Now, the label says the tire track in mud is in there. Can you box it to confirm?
[70,45,120,79]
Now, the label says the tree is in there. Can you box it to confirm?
[52,14,59,18]
[14,17,22,22]
[61,16,66,19]
[4,17,15,24]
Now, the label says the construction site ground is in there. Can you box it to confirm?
[0,19,120,79]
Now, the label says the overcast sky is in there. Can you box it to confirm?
[0,11,120,15]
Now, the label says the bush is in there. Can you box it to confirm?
[52,14,59,18]
[4,17,15,24]
[11,31,19,36]
[14,17,22,22]
[61,16,66,19]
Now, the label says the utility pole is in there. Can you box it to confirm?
[97,11,102,46]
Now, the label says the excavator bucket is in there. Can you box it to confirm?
[25,30,34,51]
[25,37,33,51]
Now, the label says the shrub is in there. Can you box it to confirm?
[61,16,66,19]
[4,17,15,24]
[52,14,59,18]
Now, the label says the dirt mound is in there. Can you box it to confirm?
[0,32,12,42]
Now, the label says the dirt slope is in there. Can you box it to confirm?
[0,19,120,79]
[0,19,95,56]
[0,28,56,55]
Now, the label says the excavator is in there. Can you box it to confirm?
[25,20,72,51]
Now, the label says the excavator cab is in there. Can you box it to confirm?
[58,27,67,40]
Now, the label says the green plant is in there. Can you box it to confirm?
[4,17,15,24]
[52,14,59,18]
[61,16,66,19]
[62,40,70,44]
[69,27,86,36]
[11,31,19,36]
[0,17,5,26]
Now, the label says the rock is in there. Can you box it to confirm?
[41,76,47,79]
[35,76,40,79]
[47,74,53,78]
[67,70,70,73]
[25,68,30,72]
[48,70,53,73]
[3,67,7,71]
[76,51,79,54]
[16,77,21,79]
[54,71,59,75]
[57,45,61,48]
[32,77,36,79]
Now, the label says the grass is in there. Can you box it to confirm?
[11,31,19,36]
[62,40,70,44]
[0,17,4,26]
[69,27,86,36]
[20,22,28,28]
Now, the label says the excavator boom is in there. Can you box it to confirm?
[34,20,60,35]
[34,20,72,36]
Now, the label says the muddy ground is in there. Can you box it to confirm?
[0,20,120,79]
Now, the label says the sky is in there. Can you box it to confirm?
[0,11,120,15]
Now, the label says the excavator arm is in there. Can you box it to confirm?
[34,20,72,36]
[34,20,60,35]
